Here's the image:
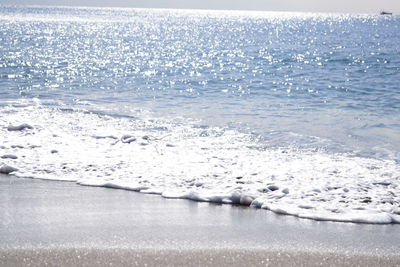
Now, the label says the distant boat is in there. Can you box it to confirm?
[380,11,393,15]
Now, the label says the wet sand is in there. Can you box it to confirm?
[1,175,400,266]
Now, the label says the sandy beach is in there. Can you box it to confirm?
[1,174,400,266]
[2,248,400,267]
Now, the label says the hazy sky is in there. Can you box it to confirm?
[0,0,399,14]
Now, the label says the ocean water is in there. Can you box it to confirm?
[1,6,400,223]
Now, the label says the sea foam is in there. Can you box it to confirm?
[1,105,399,224]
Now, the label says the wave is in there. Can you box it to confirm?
[1,104,399,224]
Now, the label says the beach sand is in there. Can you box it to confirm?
[2,248,400,267]
[1,175,400,266]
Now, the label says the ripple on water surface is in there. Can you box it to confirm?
[1,7,399,158]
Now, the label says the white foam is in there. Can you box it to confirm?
[1,105,400,224]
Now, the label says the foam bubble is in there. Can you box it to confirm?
[7,123,33,131]
[1,154,18,159]
[0,164,18,174]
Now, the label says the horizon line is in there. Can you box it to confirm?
[0,3,396,16]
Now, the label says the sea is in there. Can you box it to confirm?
[1,6,399,223]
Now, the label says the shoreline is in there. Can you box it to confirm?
[1,175,400,266]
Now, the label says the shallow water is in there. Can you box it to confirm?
[1,6,400,223]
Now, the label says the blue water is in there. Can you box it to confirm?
[1,6,399,160]
[1,6,400,223]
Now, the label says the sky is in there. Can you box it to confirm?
[0,0,399,14]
